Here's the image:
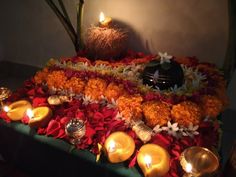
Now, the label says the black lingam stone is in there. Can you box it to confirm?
[142,60,184,90]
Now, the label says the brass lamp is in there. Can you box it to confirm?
[180,146,219,177]
[0,87,11,106]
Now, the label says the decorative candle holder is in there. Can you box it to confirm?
[5,100,32,121]
[137,144,170,177]
[104,131,135,163]
[28,107,52,128]
[0,87,11,106]
[180,146,219,177]
[65,118,86,145]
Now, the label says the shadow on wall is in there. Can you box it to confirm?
[113,19,151,54]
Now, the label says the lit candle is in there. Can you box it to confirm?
[99,12,112,27]
[28,106,52,128]
[104,131,135,163]
[180,146,219,177]
[3,105,10,113]
[108,140,116,153]
[137,144,170,177]
[26,108,34,119]
[144,155,152,169]
[6,100,32,121]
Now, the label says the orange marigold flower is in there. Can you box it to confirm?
[104,82,126,101]
[84,78,107,100]
[34,68,49,84]
[171,101,202,127]
[46,70,67,90]
[95,60,110,66]
[117,94,143,121]
[142,101,171,128]
[64,77,85,94]
[200,95,223,118]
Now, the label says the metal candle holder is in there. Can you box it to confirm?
[0,87,11,107]
[65,118,86,145]
[180,146,219,177]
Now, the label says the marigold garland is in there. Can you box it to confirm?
[142,101,171,127]
[200,95,223,118]
[117,95,143,121]
[46,70,67,90]
[64,77,85,94]
[84,78,108,100]
[104,82,126,101]
[171,101,202,127]
[34,67,49,84]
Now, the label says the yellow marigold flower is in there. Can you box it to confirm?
[34,68,49,84]
[46,70,67,90]
[142,101,171,128]
[171,101,202,127]
[117,94,143,121]
[84,78,107,100]
[104,82,126,101]
[64,77,85,94]
[200,95,223,118]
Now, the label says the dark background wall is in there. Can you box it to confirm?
[0,0,228,67]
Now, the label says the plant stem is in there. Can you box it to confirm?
[45,0,77,51]
[58,0,71,25]
[76,0,84,52]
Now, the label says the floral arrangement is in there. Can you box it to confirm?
[0,51,228,177]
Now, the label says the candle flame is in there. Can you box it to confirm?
[99,12,105,22]
[185,163,192,173]
[108,140,116,153]
[144,155,152,168]
[3,106,10,112]
[26,108,34,119]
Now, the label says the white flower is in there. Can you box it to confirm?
[158,52,172,64]
[162,121,179,137]
[106,98,118,109]
[153,124,163,134]
[115,111,123,120]
[82,95,92,105]
[182,123,199,138]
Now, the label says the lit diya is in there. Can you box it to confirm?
[99,12,112,27]
[180,146,219,177]
[4,100,32,121]
[137,144,170,177]
[104,131,135,163]
[27,107,52,128]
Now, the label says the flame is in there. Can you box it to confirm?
[26,108,34,119]
[144,155,152,168]
[108,140,116,152]
[3,106,10,112]
[99,12,105,22]
[186,163,192,173]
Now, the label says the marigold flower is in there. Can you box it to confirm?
[171,101,202,127]
[117,94,143,121]
[84,78,107,100]
[200,95,223,118]
[46,70,67,90]
[64,77,85,94]
[94,60,110,66]
[104,82,126,101]
[142,101,171,128]
[34,68,49,84]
